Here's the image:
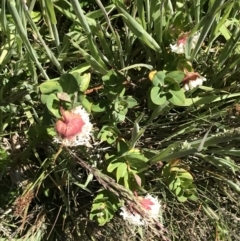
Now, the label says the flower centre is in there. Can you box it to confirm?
[139,198,154,211]
[177,34,188,45]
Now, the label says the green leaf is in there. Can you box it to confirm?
[188,194,198,202]
[126,152,148,171]
[90,190,119,225]
[101,130,117,144]
[39,81,62,94]
[91,101,107,112]
[45,0,57,24]
[102,70,125,87]
[43,93,60,118]
[123,172,129,189]
[177,195,188,202]
[166,71,185,84]
[150,87,167,105]
[177,172,194,181]
[130,125,145,149]
[71,62,91,74]
[164,77,178,85]
[150,141,182,164]
[78,94,92,113]
[113,111,126,122]
[116,163,128,182]
[174,186,182,196]
[41,94,49,105]
[59,74,79,95]
[169,177,181,191]
[162,163,172,178]
[152,71,166,86]
[107,161,123,173]
[124,96,138,108]
[117,138,129,154]
[184,92,240,106]
[168,89,186,106]
[114,99,128,112]
[165,78,181,91]
[31,11,41,22]
[71,72,91,92]
[102,70,126,99]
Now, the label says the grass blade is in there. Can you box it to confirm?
[190,0,226,61]
[24,9,65,74]
[7,0,49,80]
[113,0,161,52]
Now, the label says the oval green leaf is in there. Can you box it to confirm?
[168,89,186,106]
[150,87,167,105]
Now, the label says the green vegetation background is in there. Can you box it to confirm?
[0,0,239,240]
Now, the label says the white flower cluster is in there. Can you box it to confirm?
[183,76,206,91]
[54,106,93,147]
[183,74,206,91]
[170,32,200,54]
[120,194,161,226]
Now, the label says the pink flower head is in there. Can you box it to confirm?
[170,32,200,54]
[56,107,85,139]
[54,106,92,147]
[176,33,189,45]
[120,194,161,226]
[139,196,154,211]
[183,71,206,91]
